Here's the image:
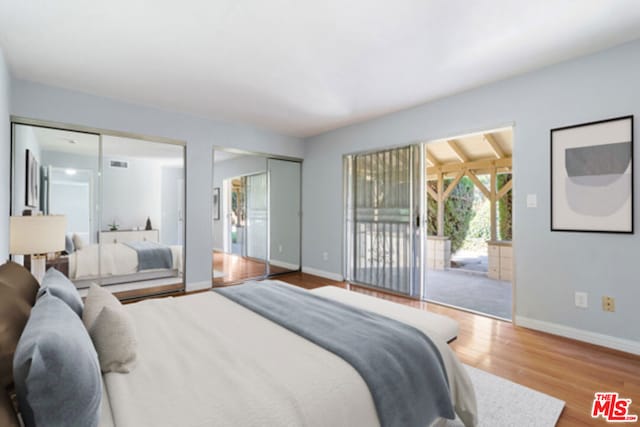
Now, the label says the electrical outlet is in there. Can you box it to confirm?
[322,252,329,262]
[602,296,615,312]
[575,292,588,308]
[278,244,283,253]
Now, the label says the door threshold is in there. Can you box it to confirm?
[424,298,512,323]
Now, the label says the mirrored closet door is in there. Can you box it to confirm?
[268,159,301,274]
[11,122,186,300]
[11,124,100,282]
[212,150,301,285]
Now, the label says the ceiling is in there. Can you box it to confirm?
[2,1,640,137]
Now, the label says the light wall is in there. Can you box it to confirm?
[10,79,304,290]
[102,156,163,232]
[302,39,640,352]
[0,48,9,261]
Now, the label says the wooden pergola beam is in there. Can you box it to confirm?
[426,167,512,181]
[497,179,513,201]
[426,184,438,200]
[442,170,465,201]
[429,157,511,174]
[484,133,505,159]
[465,170,491,199]
[437,173,445,236]
[490,167,497,241]
[426,149,440,167]
[447,140,469,163]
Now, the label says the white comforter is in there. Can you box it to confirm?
[68,243,183,280]
[100,286,477,427]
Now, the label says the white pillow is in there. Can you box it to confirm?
[72,233,85,251]
[83,284,137,373]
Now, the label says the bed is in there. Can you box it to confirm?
[2,261,477,427]
[98,281,477,427]
[68,242,183,283]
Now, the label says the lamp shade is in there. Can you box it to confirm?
[9,215,67,255]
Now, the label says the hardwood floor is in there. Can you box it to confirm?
[213,251,289,284]
[277,272,640,427]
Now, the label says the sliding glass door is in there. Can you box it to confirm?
[345,145,423,297]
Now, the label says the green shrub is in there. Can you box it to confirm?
[467,197,490,240]
[497,174,513,241]
[427,176,475,253]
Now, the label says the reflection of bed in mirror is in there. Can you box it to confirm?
[68,230,183,287]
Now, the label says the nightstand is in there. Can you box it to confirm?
[25,255,69,278]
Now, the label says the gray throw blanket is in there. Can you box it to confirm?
[124,241,173,271]
[214,281,455,427]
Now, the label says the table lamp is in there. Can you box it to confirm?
[9,215,67,283]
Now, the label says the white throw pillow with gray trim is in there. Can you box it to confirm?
[83,284,138,373]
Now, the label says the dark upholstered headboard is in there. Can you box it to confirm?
[0,261,39,426]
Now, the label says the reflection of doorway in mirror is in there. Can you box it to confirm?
[50,167,93,245]
[227,177,246,256]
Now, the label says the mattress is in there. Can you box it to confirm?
[68,243,183,280]
[100,284,476,427]
[310,285,460,342]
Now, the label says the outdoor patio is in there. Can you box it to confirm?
[424,268,512,320]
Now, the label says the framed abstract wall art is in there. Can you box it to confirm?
[551,115,633,233]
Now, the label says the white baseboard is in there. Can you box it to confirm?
[516,316,640,356]
[186,280,211,292]
[270,259,300,270]
[302,266,344,282]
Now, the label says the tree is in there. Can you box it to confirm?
[427,176,476,253]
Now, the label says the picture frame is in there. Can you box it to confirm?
[213,187,221,221]
[550,115,633,233]
[25,149,39,208]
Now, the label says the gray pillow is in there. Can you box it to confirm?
[38,267,83,317]
[13,291,102,427]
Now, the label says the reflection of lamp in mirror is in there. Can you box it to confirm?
[9,215,67,283]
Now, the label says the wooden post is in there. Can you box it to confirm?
[490,167,497,241]
[437,172,444,236]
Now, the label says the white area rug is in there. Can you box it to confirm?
[213,270,225,279]
[445,365,565,427]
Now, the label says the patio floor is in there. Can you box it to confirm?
[425,268,512,320]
